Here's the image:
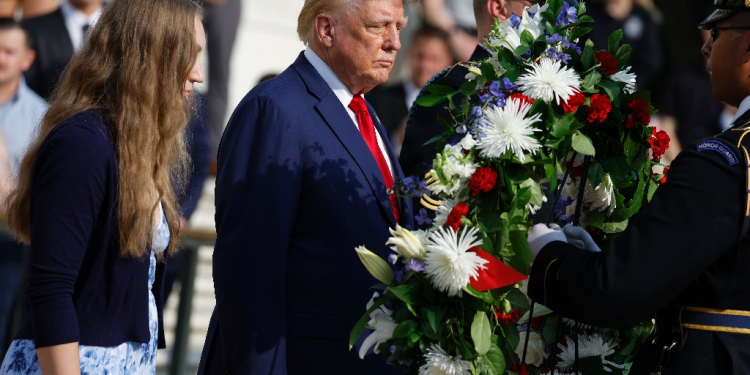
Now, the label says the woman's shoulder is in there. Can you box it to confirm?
[38,111,116,167]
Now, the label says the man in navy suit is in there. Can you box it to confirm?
[198,0,412,374]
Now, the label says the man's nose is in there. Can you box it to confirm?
[384,25,401,51]
[701,37,712,59]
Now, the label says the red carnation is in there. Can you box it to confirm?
[562,89,585,114]
[595,51,617,75]
[468,166,498,196]
[661,167,669,184]
[648,127,670,160]
[586,93,612,123]
[494,307,522,325]
[624,115,636,129]
[445,202,469,232]
[531,317,545,331]
[510,362,529,375]
[628,98,651,126]
[508,93,535,107]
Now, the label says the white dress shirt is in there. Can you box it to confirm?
[731,95,750,126]
[60,0,104,52]
[304,48,395,176]
[402,78,420,110]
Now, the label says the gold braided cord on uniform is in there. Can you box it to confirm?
[681,324,750,334]
[684,306,750,316]
[730,119,750,147]
[743,146,750,216]
[543,259,558,307]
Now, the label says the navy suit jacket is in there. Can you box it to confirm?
[22,8,74,101]
[198,53,412,375]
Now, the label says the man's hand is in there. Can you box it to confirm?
[528,224,567,258]
[563,224,601,252]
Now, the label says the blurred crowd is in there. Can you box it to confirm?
[0,0,728,358]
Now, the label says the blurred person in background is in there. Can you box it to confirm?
[422,0,478,61]
[0,19,47,356]
[22,0,104,100]
[658,28,729,162]
[584,0,663,90]
[0,0,204,373]
[0,0,58,19]
[366,25,454,156]
[654,0,714,71]
[201,0,241,176]
[400,0,541,179]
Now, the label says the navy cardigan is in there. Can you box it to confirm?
[14,111,167,349]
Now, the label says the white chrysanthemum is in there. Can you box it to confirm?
[517,58,581,104]
[557,334,625,373]
[418,344,472,375]
[359,292,397,359]
[559,174,616,217]
[424,226,487,297]
[477,97,542,162]
[610,66,637,94]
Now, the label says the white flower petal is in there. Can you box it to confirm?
[477,97,542,162]
[517,58,580,104]
[424,227,487,297]
[418,344,472,375]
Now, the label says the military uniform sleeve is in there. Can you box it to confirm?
[529,139,745,329]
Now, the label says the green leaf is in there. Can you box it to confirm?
[407,331,423,346]
[542,314,562,344]
[647,178,659,202]
[520,178,543,207]
[484,345,506,375]
[615,44,632,70]
[481,62,498,81]
[422,132,446,146]
[545,162,558,193]
[348,296,396,349]
[578,356,610,375]
[578,1,587,15]
[501,322,520,355]
[579,15,594,24]
[572,131,596,156]
[581,70,602,92]
[416,94,448,107]
[512,186,532,207]
[520,29,535,47]
[387,283,419,304]
[581,39,596,69]
[463,284,495,304]
[587,162,605,188]
[426,84,458,96]
[569,26,592,42]
[602,154,630,180]
[602,219,629,233]
[509,230,533,268]
[515,45,530,58]
[426,307,445,334]
[471,311,492,355]
[392,319,419,338]
[504,288,531,311]
[598,79,621,102]
[551,117,573,138]
[608,29,623,55]
[459,80,478,95]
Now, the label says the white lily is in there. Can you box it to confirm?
[387,225,427,261]
[355,246,394,285]
[359,292,397,359]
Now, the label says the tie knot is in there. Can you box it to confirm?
[348,95,368,113]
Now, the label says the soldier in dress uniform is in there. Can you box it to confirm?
[527,1,750,374]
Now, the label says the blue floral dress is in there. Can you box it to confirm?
[0,204,170,375]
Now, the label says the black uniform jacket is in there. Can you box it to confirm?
[529,110,750,375]
[399,45,491,178]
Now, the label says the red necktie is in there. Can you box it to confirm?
[348,95,399,224]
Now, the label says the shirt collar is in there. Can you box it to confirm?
[304,47,354,108]
[732,95,750,126]
[402,78,420,109]
[1,76,27,108]
[60,0,104,51]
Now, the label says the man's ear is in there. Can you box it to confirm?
[22,49,35,72]
[314,13,336,48]
[488,0,503,20]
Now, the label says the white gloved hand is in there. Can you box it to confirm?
[528,223,567,258]
[563,223,602,252]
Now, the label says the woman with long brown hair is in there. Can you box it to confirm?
[0,0,204,372]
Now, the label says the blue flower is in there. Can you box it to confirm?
[416,208,433,225]
[554,196,574,224]
[448,134,461,146]
[470,106,484,119]
[456,124,468,134]
[502,78,518,90]
[546,34,563,44]
[509,14,521,29]
[557,2,578,26]
[562,39,582,55]
[403,258,425,272]
[489,81,503,97]
[394,269,404,284]
[417,181,430,197]
[479,91,492,105]
[492,93,506,108]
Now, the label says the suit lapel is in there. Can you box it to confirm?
[292,53,397,228]
[52,9,75,58]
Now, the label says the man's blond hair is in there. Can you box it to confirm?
[297,0,351,45]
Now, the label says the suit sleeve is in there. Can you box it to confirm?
[212,95,302,374]
[27,124,109,347]
[528,143,743,329]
